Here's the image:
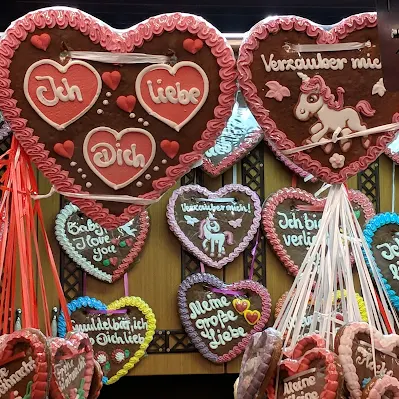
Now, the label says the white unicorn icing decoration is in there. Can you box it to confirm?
[198,212,234,257]
[294,72,375,153]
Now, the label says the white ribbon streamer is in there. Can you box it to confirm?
[283,41,371,53]
[67,51,169,64]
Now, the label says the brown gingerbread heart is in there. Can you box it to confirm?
[0,8,236,228]
[238,13,399,183]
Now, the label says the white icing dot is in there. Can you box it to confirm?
[82,174,87,179]
[145,174,151,180]
[162,159,167,164]
[138,118,143,123]
[103,100,109,105]
[97,109,103,114]
[86,182,92,188]
[143,121,149,126]
[116,143,121,148]
[157,79,162,84]
[136,181,143,187]
[70,161,77,167]
[129,113,136,119]
[77,168,82,173]
[106,92,112,97]
[153,166,159,172]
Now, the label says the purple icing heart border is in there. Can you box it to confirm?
[237,328,282,399]
[167,184,262,269]
[177,273,271,363]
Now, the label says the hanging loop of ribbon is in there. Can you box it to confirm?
[283,41,371,54]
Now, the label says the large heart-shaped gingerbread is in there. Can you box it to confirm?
[55,203,149,283]
[262,187,375,275]
[58,296,156,385]
[335,322,399,399]
[363,212,399,311]
[178,273,271,363]
[201,91,263,177]
[236,328,282,399]
[0,329,50,399]
[238,14,399,183]
[167,184,262,268]
[49,332,94,399]
[0,8,236,228]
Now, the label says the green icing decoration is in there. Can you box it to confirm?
[103,259,110,267]
[119,241,127,248]
[23,381,33,399]
[124,349,130,357]
[354,209,361,219]
[105,361,111,371]
[77,378,86,399]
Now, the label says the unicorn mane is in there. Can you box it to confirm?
[300,75,345,110]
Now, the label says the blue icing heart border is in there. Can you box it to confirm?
[363,212,399,310]
[58,296,108,383]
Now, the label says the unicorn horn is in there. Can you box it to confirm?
[297,72,309,81]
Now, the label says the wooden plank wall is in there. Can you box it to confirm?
[36,143,398,376]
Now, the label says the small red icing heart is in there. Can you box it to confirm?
[125,238,133,247]
[30,33,51,51]
[183,38,204,54]
[244,309,261,325]
[111,238,119,245]
[160,140,179,159]
[116,95,136,113]
[110,257,118,266]
[233,298,250,314]
[102,71,121,90]
[54,140,75,159]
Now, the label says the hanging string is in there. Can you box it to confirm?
[82,272,87,296]
[124,273,129,297]
[200,262,205,273]
[248,230,260,281]
[393,161,396,213]
[291,174,297,188]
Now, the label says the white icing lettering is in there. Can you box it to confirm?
[35,76,83,106]
[146,79,200,105]
[0,356,35,395]
[54,356,86,392]
[91,143,145,168]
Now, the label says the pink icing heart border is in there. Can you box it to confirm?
[167,184,262,269]
[177,273,271,363]
[237,13,398,184]
[49,332,94,399]
[0,7,236,229]
[336,322,399,399]
[262,187,375,276]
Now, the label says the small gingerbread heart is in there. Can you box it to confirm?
[362,375,399,399]
[55,204,149,283]
[178,273,271,363]
[59,296,156,385]
[49,332,94,399]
